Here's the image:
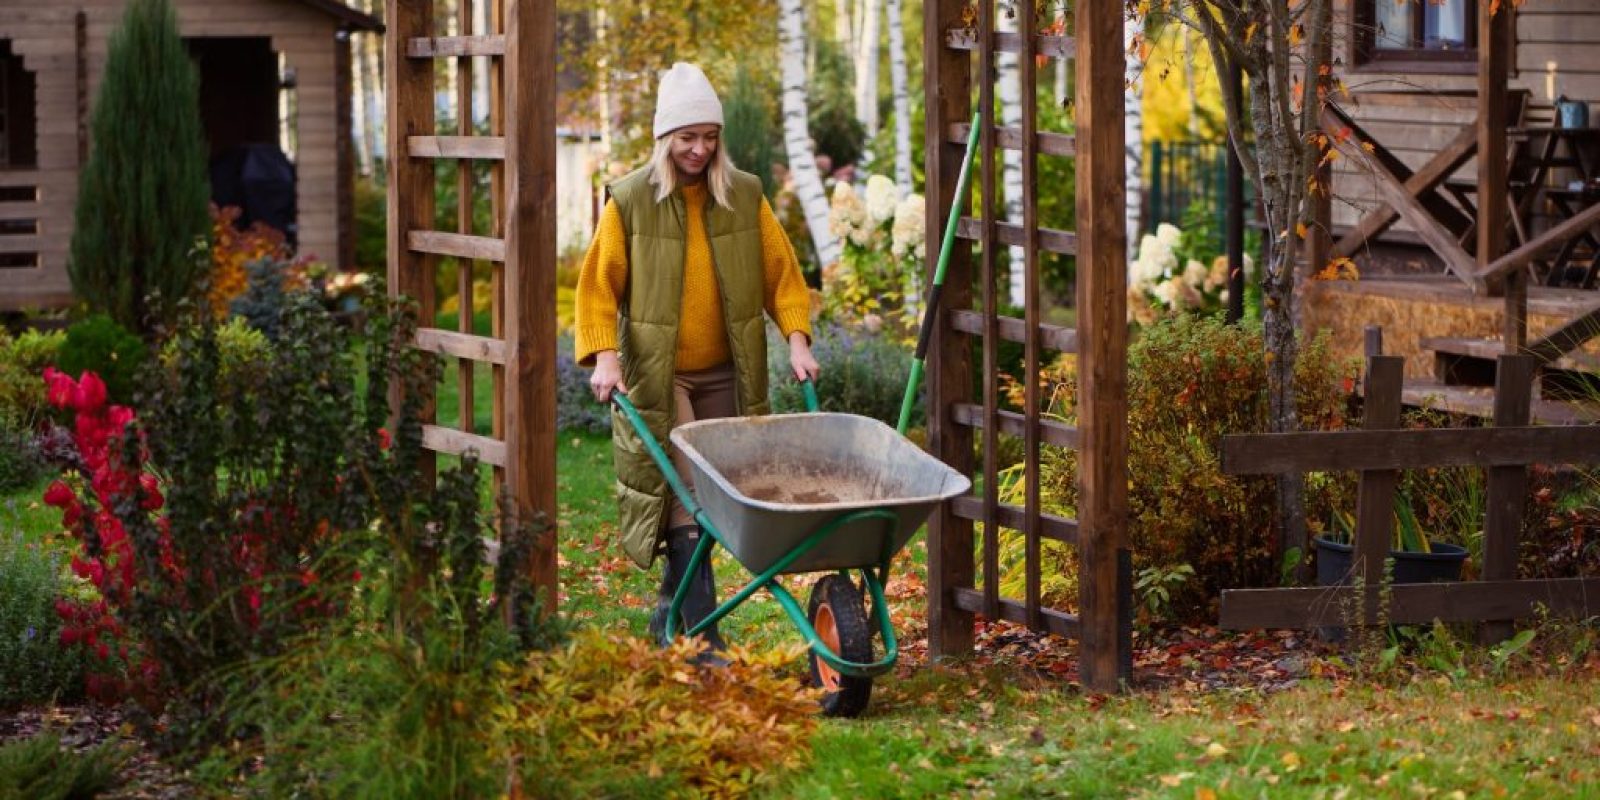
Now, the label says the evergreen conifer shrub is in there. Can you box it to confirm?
[69,0,210,336]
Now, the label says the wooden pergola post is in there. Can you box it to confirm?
[1074,0,1132,693]
[385,0,558,610]
[924,0,976,657]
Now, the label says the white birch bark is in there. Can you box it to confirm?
[351,28,372,175]
[835,0,854,61]
[997,10,1026,308]
[1125,13,1144,261]
[780,0,841,267]
[887,0,911,194]
[854,0,880,137]
[596,4,613,158]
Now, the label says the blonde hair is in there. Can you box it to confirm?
[649,133,735,208]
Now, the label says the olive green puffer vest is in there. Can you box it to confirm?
[608,166,770,568]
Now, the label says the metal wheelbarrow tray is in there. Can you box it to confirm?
[670,412,971,575]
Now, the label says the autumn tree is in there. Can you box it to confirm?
[1143,0,1337,559]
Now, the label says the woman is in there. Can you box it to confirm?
[575,62,819,651]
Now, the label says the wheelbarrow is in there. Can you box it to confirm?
[612,382,970,717]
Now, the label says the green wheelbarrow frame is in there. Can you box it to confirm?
[612,383,900,679]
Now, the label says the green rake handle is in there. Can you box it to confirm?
[897,111,982,436]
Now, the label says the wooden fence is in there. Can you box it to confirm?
[1219,329,1600,635]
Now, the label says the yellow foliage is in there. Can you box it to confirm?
[493,631,821,799]
[1141,24,1228,145]
[206,205,296,318]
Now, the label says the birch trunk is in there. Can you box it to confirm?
[780,0,841,267]
[351,27,372,175]
[1124,13,1144,258]
[855,0,880,136]
[997,10,1025,308]
[835,0,855,60]
[887,0,911,194]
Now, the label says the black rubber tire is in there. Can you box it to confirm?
[806,574,874,718]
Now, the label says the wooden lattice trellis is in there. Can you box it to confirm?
[924,0,1132,691]
[384,0,557,602]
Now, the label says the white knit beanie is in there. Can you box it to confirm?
[652,62,723,139]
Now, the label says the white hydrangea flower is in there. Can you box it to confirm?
[865,174,899,224]
[891,193,925,260]
[1134,234,1171,283]
[828,182,866,241]
[1156,222,1182,249]
[1151,276,1184,309]
[1182,259,1208,288]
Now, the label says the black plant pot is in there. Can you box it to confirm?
[1313,537,1469,586]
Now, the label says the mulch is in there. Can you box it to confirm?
[0,705,193,799]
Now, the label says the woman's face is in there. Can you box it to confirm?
[668,124,720,179]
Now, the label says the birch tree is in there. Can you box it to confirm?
[887,0,912,194]
[780,0,840,266]
[997,8,1025,307]
[1125,11,1144,264]
[854,0,881,137]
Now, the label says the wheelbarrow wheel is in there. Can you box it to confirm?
[806,574,873,718]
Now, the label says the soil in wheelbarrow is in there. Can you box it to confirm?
[724,462,903,506]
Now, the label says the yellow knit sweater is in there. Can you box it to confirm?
[574,183,813,371]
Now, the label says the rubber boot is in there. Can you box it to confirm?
[646,526,729,657]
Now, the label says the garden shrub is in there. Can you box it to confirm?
[0,733,123,800]
[229,256,311,340]
[0,531,84,709]
[68,0,209,335]
[0,328,65,426]
[200,458,554,799]
[1013,316,1359,618]
[0,425,47,494]
[53,315,146,407]
[39,293,441,736]
[494,632,819,799]
[205,204,294,319]
[768,321,918,428]
[157,316,270,403]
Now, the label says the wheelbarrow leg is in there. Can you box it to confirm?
[648,525,728,654]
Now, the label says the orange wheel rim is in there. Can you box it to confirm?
[814,602,842,691]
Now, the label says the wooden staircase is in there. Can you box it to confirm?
[1403,305,1600,424]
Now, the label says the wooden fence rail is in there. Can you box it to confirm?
[1219,338,1600,636]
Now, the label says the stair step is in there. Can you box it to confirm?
[1401,378,1600,425]
[1420,336,1600,373]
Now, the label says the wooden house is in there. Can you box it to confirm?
[0,0,381,312]
[1305,0,1600,422]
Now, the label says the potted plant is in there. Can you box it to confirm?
[1313,492,1469,586]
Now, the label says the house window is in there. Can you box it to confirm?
[1356,0,1477,70]
[1,40,39,169]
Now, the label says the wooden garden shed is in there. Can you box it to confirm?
[0,0,381,312]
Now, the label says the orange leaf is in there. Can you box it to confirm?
[1295,222,1309,240]
[1288,23,1304,47]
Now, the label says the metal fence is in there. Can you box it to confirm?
[1144,139,1256,237]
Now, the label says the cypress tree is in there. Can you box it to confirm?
[69,0,210,336]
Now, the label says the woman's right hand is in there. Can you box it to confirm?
[590,350,627,402]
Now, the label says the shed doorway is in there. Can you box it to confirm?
[186,36,297,244]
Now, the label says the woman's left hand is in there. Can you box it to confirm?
[788,331,819,382]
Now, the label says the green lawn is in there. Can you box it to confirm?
[8,427,1600,798]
